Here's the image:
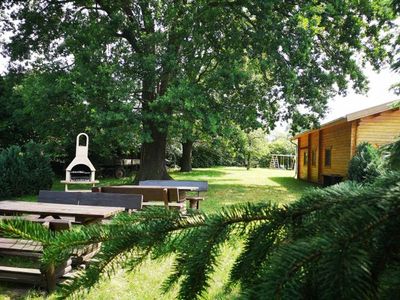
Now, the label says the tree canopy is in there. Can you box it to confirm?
[0,0,396,179]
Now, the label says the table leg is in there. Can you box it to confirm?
[179,191,187,202]
[44,264,56,292]
[189,199,198,210]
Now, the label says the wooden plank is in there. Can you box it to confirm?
[99,187,169,207]
[39,190,143,211]
[0,266,45,287]
[350,120,358,158]
[297,140,300,179]
[38,190,79,205]
[307,134,312,181]
[54,265,72,277]
[318,129,323,184]
[143,202,185,212]
[139,180,208,192]
[0,201,124,219]
[78,192,143,210]
[71,249,99,266]
[0,238,42,252]
[0,266,41,275]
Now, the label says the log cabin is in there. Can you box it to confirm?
[292,101,400,185]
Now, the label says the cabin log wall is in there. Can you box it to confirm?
[320,122,351,178]
[356,109,400,147]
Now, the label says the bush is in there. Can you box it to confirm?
[0,143,53,198]
[23,142,54,194]
[0,146,28,197]
[192,144,234,168]
[381,138,400,170]
[348,142,380,183]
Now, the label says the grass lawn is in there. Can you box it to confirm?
[0,167,315,300]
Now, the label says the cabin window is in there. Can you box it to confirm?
[311,149,316,166]
[325,148,332,167]
[303,152,308,166]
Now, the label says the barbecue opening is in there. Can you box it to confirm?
[70,164,92,182]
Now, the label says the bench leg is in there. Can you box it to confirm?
[189,199,198,210]
[44,264,56,292]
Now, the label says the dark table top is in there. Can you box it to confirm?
[115,185,199,191]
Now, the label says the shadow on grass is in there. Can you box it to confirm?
[201,184,311,213]
[171,168,227,178]
[268,176,318,192]
[0,282,43,300]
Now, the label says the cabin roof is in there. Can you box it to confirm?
[292,100,399,140]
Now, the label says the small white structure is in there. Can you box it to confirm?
[269,154,296,170]
[61,133,99,191]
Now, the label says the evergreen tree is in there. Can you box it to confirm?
[348,142,381,183]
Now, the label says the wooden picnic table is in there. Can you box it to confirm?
[0,201,124,225]
[0,200,125,291]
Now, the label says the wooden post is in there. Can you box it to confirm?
[189,199,198,209]
[350,120,358,158]
[296,141,300,179]
[307,134,312,181]
[44,264,56,292]
[318,129,323,184]
[44,220,72,292]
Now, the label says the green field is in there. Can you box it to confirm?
[0,167,315,300]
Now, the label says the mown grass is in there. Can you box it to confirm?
[0,167,315,300]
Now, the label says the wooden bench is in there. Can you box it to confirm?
[139,180,208,209]
[93,186,186,212]
[0,262,73,288]
[0,229,72,291]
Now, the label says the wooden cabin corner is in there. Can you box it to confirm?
[293,101,400,186]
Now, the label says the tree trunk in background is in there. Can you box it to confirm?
[180,140,193,172]
[246,153,251,170]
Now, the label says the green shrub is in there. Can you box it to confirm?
[23,142,54,194]
[0,146,28,198]
[192,144,227,168]
[381,138,400,170]
[0,142,53,198]
[348,142,380,183]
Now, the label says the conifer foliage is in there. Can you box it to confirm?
[0,144,399,299]
[348,142,381,183]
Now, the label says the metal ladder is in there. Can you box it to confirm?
[270,155,279,169]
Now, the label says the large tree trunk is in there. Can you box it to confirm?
[180,140,193,172]
[135,124,172,183]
